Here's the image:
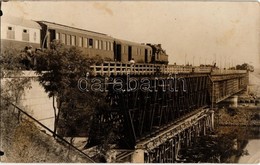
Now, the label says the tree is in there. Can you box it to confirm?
[34,41,104,137]
[236,63,254,72]
[179,132,248,163]
[0,48,32,105]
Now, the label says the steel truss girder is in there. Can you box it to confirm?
[87,74,210,148]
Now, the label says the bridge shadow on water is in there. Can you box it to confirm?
[178,125,259,163]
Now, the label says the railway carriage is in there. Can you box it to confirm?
[1,16,169,66]
[114,39,153,63]
[1,16,41,52]
[37,21,115,61]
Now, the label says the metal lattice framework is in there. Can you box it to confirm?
[87,74,210,148]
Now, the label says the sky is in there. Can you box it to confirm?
[2,1,260,68]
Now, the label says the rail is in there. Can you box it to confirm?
[3,100,95,163]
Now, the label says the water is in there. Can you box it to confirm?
[238,139,260,163]
[216,125,260,163]
[237,71,260,163]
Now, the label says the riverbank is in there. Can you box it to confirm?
[215,125,260,163]
[215,106,260,126]
[238,139,260,163]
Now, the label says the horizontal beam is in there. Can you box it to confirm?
[136,108,213,151]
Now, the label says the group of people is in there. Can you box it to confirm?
[20,46,37,70]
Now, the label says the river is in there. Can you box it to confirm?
[230,71,260,163]
[238,70,260,163]
[238,139,260,163]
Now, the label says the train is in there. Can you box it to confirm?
[1,16,168,64]
[1,15,219,75]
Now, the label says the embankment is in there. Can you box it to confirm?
[0,105,93,163]
[216,106,260,126]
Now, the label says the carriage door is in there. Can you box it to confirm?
[49,30,56,41]
[128,46,132,61]
[114,43,122,62]
[145,49,148,63]
[47,29,56,48]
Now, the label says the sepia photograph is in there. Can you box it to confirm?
[0,0,259,163]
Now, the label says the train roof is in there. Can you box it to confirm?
[38,21,113,39]
[2,15,41,29]
[114,38,151,48]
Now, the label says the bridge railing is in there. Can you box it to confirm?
[7,64,245,77]
[193,66,212,73]
[161,65,192,74]
[211,69,247,75]
[90,62,162,76]
[90,62,213,76]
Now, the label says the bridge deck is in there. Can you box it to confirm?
[90,62,246,76]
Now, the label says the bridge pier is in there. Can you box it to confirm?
[131,149,145,163]
[130,108,214,163]
[229,95,238,107]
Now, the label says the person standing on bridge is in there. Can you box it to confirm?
[129,58,135,65]
[129,58,135,74]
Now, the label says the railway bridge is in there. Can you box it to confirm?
[2,63,248,163]
[87,63,249,163]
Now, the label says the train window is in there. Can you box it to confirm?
[22,29,29,41]
[56,33,60,40]
[66,35,71,45]
[61,34,66,44]
[89,38,93,48]
[33,32,37,42]
[84,38,88,47]
[110,42,113,51]
[71,35,76,46]
[103,41,107,50]
[108,42,111,51]
[95,40,98,49]
[106,42,109,51]
[7,26,15,39]
[78,37,83,47]
[99,40,102,50]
